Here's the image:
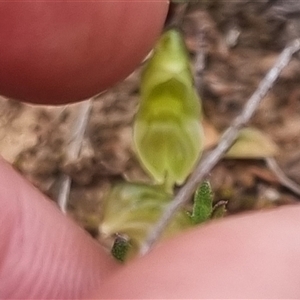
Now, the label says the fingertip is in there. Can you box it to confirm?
[0,158,118,299]
[95,205,300,299]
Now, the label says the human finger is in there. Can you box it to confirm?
[0,158,119,299]
[0,2,168,104]
[96,204,300,299]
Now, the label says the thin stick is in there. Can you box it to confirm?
[57,174,72,214]
[266,157,300,197]
[57,99,93,214]
[194,29,207,92]
[140,38,300,256]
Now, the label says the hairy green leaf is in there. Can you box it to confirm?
[191,180,213,224]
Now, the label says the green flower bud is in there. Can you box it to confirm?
[134,29,203,190]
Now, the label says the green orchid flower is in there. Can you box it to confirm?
[134,29,203,191]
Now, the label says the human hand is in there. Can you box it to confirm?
[96,204,300,299]
[0,2,168,104]
[1,3,300,299]
[2,158,300,299]
[0,2,167,298]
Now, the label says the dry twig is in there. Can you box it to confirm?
[140,38,300,256]
[194,28,207,92]
[266,157,300,197]
[57,99,93,213]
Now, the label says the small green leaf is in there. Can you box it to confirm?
[191,180,213,224]
[99,182,192,259]
[134,29,203,191]
[211,200,228,219]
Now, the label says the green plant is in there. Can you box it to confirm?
[99,29,226,262]
[134,29,203,192]
[100,182,192,261]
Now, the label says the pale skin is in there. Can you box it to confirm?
[1,4,300,299]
